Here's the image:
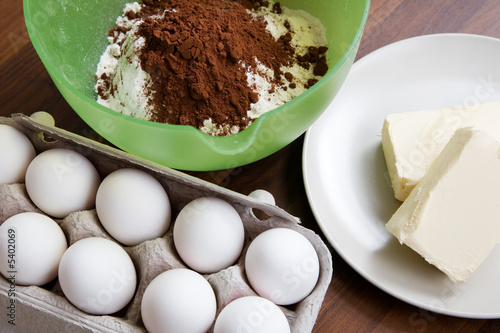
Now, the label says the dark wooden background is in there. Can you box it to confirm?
[2,0,500,331]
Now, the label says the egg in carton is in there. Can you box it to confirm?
[0,112,333,333]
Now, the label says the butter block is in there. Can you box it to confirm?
[382,101,500,201]
[386,127,500,282]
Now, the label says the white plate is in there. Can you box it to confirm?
[303,33,500,318]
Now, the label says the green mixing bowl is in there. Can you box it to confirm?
[24,0,369,171]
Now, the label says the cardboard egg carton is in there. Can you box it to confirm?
[0,113,332,333]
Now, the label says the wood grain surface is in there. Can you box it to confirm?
[2,0,500,332]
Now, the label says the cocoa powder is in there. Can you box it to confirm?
[102,0,328,135]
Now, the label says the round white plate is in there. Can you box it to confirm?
[303,33,500,318]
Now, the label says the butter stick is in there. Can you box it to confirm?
[382,102,500,201]
[386,127,500,282]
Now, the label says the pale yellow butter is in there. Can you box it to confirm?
[386,127,500,282]
[382,102,500,201]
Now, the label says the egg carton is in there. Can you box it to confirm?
[0,113,333,333]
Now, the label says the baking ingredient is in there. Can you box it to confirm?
[248,189,276,205]
[213,296,290,333]
[382,101,500,201]
[25,148,101,218]
[95,168,171,246]
[58,237,137,314]
[141,268,217,333]
[95,0,328,135]
[0,212,67,286]
[386,127,500,282]
[0,124,36,185]
[0,113,331,332]
[245,228,319,305]
[173,197,244,273]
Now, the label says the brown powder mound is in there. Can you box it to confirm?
[105,0,328,135]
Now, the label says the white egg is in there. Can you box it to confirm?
[141,268,217,333]
[245,228,320,305]
[25,148,101,218]
[248,189,275,205]
[0,124,36,185]
[0,212,67,286]
[96,168,171,246]
[58,237,137,315]
[173,197,245,274]
[214,296,290,333]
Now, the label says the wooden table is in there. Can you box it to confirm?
[2,0,500,332]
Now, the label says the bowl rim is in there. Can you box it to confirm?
[23,0,371,147]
